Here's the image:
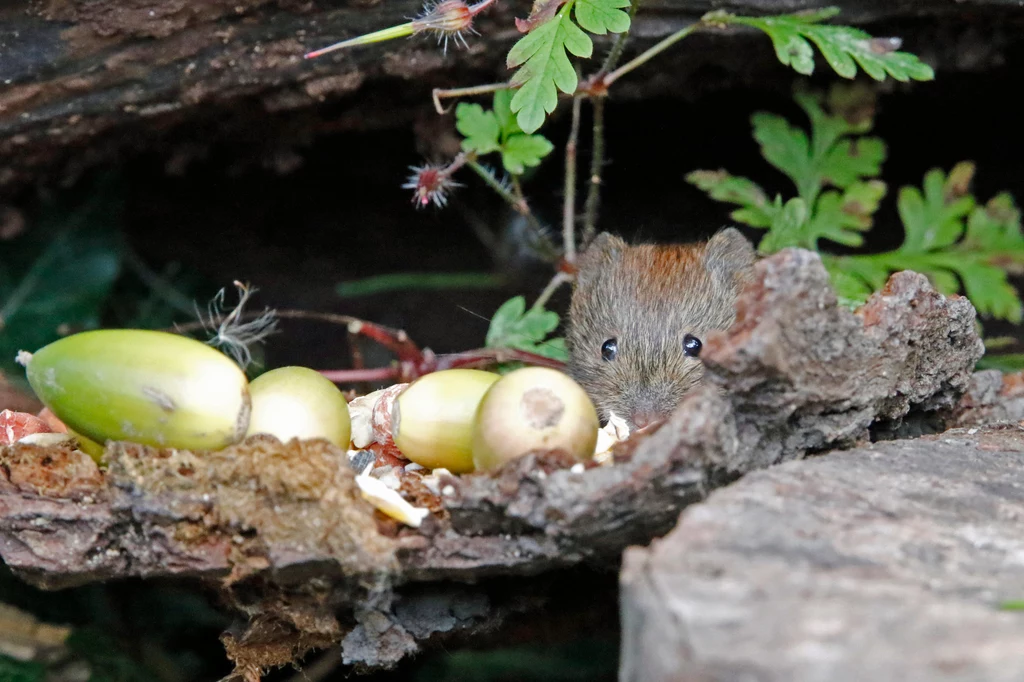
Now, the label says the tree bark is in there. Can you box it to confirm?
[1,1,1022,196]
[0,248,989,675]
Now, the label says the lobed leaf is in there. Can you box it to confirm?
[725,10,935,82]
[456,103,501,155]
[897,166,976,254]
[485,295,568,361]
[456,92,555,174]
[508,6,593,133]
[805,179,886,248]
[575,0,631,35]
[502,134,555,174]
[751,112,812,191]
[685,170,776,228]
[758,197,808,253]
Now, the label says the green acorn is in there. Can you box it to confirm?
[19,329,251,450]
[392,368,500,473]
[246,366,351,448]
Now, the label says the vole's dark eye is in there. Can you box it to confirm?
[683,334,702,357]
[601,338,618,361]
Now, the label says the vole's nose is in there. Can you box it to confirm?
[629,410,664,431]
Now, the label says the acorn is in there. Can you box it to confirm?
[391,368,500,473]
[472,367,599,472]
[245,366,351,448]
[19,329,251,450]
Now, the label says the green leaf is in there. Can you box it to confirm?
[455,92,555,175]
[575,0,631,35]
[804,179,886,248]
[685,170,776,228]
[0,657,45,682]
[508,3,593,133]
[752,93,885,206]
[724,10,935,82]
[502,134,556,174]
[897,165,976,254]
[977,355,1024,373]
[492,89,522,137]
[456,102,501,155]
[752,112,812,193]
[0,217,123,378]
[758,197,809,253]
[828,164,1024,323]
[485,295,568,361]
[962,192,1024,255]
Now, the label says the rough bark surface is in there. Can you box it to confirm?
[620,424,1024,682]
[0,249,987,673]
[1,1,1023,195]
[954,369,1024,427]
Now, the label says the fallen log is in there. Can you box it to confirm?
[0,248,987,674]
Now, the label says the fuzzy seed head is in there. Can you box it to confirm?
[414,0,476,52]
[402,163,461,209]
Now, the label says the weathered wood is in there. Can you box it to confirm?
[1,1,1022,195]
[621,424,1024,682]
[0,248,986,674]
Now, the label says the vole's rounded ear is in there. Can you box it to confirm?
[703,227,756,287]
[575,232,626,287]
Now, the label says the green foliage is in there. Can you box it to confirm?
[507,4,594,134]
[0,178,211,384]
[976,354,1024,373]
[507,0,630,133]
[688,87,1024,323]
[0,192,124,381]
[485,295,568,361]
[1000,600,1024,611]
[457,91,555,174]
[714,8,935,82]
[828,163,1024,321]
[0,657,45,682]
[336,272,506,298]
[687,86,888,252]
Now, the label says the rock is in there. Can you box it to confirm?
[620,425,1024,682]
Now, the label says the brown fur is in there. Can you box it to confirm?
[566,228,755,427]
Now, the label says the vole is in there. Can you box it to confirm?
[566,228,756,430]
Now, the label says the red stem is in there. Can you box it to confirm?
[319,367,401,383]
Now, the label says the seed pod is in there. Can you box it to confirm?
[20,329,251,450]
[392,369,500,473]
[472,367,599,473]
[246,366,351,448]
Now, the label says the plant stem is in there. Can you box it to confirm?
[563,95,583,263]
[466,160,558,259]
[432,82,510,114]
[466,159,526,215]
[581,97,605,243]
[318,367,400,383]
[604,24,700,87]
[336,271,506,298]
[595,0,641,78]
[123,246,195,315]
[532,271,573,311]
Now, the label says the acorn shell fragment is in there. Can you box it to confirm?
[21,329,251,450]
